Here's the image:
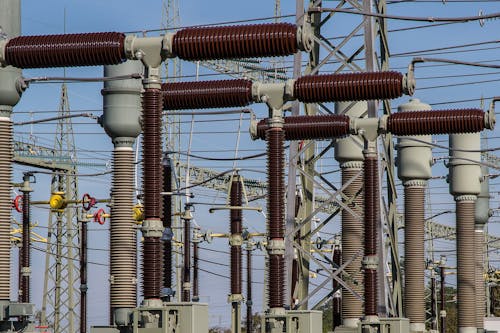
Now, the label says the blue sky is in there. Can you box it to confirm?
[9,0,500,330]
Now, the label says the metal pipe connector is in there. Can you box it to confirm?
[267,239,285,255]
[141,219,164,238]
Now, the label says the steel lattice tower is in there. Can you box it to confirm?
[41,83,80,333]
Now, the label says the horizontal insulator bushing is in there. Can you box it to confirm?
[294,71,404,103]
[162,79,253,110]
[255,114,350,140]
[388,109,485,136]
[172,23,298,60]
[5,32,126,68]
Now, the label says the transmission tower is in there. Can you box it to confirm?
[41,83,81,333]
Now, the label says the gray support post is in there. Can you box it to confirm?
[102,60,143,326]
[449,133,482,333]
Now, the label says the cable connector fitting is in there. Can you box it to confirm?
[267,239,285,255]
[228,294,244,303]
[0,39,6,67]
[297,22,314,53]
[362,255,379,270]
[229,234,243,246]
[141,219,164,237]
[486,97,499,130]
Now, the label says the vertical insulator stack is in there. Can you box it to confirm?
[142,237,162,299]
[475,226,485,330]
[142,89,164,220]
[0,120,12,300]
[172,23,298,60]
[254,115,351,141]
[193,240,199,302]
[182,212,191,302]
[294,71,404,103]
[162,79,253,110]
[80,220,88,333]
[404,185,426,326]
[364,156,378,317]
[387,109,485,136]
[246,247,253,333]
[4,32,126,68]
[332,246,342,330]
[21,190,30,303]
[142,88,163,300]
[163,157,173,301]
[456,200,476,329]
[110,148,137,310]
[341,167,364,322]
[230,178,243,296]
[266,127,285,309]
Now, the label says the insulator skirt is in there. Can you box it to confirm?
[364,269,377,316]
[142,89,163,220]
[266,128,285,239]
[163,158,173,294]
[404,185,426,325]
[172,23,298,60]
[162,79,253,110]
[142,237,162,299]
[268,254,285,309]
[341,168,364,321]
[294,71,404,103]
[110,149,137,309]
[387,109,484,136]
[231,246,242,295]
[475,229,485,329]
[0,120,12,300]
[256,114,350,141]
[364,156,378,317]
[456,200,476,328]
[230,178,243,235]
[21,191,30,303]
[5,32,126,68]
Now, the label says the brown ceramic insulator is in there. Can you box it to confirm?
[142,237,162,299]
[294,71,404,103]
[332,247,342,329]
[255,114,350,141]
[268,254,284,309]
[404,185,426,325]
[142,89,164,220]
[364,157,378,257]
[246,248,253,333]
[230,178,243,235]
[266,128,285,239]
[172,23,298,60]
[364,156,378,317]
[475,229,485,329]
[182,213,191,302]
[456,200,476,328]
[193,241,199,302]
[163,157,172,298]
[80,221,88,333]
[21,191,30,303]
[387,109,484,136]
[231,246,242,295]
[162,79,253,110]
[364,269,377,316]
[5,32,126,68]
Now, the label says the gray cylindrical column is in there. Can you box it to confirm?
[396,98,433,333]
[449,133,481,333]
[102,60,143,325]
[475,166,490,331]
[0,0,21,302]
[334,101,365,328]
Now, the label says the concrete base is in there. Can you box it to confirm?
[262,310,322,333]
[459,327,478,333]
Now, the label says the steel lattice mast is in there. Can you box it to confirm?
[41,83,80,333]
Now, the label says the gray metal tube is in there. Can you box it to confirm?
[404,182,426,332]
[456,198,476,333]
